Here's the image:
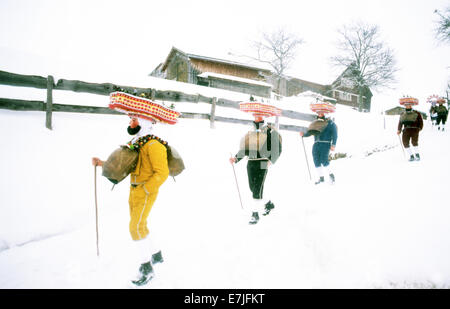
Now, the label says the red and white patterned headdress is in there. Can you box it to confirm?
[310,100,336,114]
[426,94,439,104]
[437,97,447,104]
[239,101,282,118]
[399,96,419,106]
[109,92,180,125]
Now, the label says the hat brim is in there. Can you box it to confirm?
[399,98,419,106]
[109,92,180,125]
[239,102,282,118]
[310,102,336,114]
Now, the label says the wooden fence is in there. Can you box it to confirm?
[0,70,314,131]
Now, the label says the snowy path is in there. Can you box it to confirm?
[0,110,449,288]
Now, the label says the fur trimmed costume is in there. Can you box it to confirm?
[398,107,423,161]
[303,117,338,184]
[235,121,281,199]
[128,137,169,241]
[233,120,282,224]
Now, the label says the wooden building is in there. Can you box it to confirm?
[281,77,330,97]
[151,47,373,111]
[151,47,273,98]
[328,66,373,112]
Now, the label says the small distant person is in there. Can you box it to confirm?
[397,97,423,161]
[430,103,438,126]
[435,98,448,131]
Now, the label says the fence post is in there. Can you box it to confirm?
[46,75,54,130]
[150,88,156,100]
[210,97,217,129]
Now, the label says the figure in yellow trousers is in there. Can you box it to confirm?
[127,117,169,241]
[92,116,169,286]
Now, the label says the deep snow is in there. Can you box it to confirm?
[0,87,450,289]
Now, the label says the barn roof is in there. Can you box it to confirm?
[197,72,273,88]
[161,46,272,73]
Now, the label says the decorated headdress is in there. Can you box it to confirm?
[399,96,419,106]
[239,101,282,118]
[437,97,447,104]
[426,94,439,104]
[109,91,180,125]
[310,99,336,114]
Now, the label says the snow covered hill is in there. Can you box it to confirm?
[1,96,450,288]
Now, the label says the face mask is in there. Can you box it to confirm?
[253,120,264,130]
[127,125,141,135]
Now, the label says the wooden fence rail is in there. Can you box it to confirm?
[0,98,122,114]
[0,70,48,89]
[0,70,313,132]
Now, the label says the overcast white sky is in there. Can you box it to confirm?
[1,0,449,112]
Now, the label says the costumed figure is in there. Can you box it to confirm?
[397,96,423,161]
[435,97,448,131]
[430,103,438,126]
[427,95,439,126]
[229,98,282,225]
[300,99,338,185]
[92,91,182,286]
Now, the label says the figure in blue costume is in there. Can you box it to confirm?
[300,111,338,184]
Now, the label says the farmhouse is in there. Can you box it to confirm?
[328,65,373,112]
[273,67,373,111]
[151,47,273,98]
[151,47,373,111]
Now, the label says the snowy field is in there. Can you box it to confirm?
[0,90,450,289]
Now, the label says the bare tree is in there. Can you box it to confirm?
[331,22,398,110]
[231,28,303,95]
[253,28,303,77]
[434,7,450,44]
[447,82,450,103]
[434,8,450,102]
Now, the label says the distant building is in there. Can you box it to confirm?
[272,76,329,97]
[150,47,373,111]
[328,65,373,112]
[150,47,273,98]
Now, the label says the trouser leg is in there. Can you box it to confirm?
[247,160,269,200]
[247,161,269,224]
[410,130,419,147]
[402,130,411,148]
[129,185,158,241]
[313,143,331,182]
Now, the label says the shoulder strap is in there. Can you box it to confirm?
[128,134,169,152]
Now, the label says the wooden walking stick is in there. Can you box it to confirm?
[230,154,244,210]
[398,134,405,158]
[301,136,312,180]
[94,165,100,256]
